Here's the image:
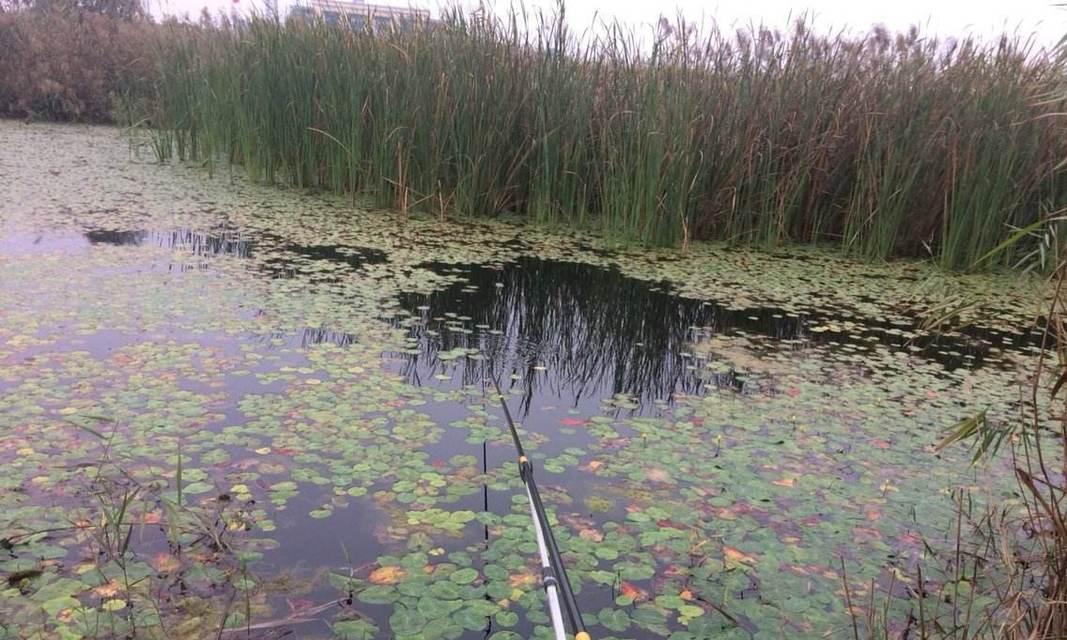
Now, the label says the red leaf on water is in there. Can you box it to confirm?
[560,418,588,427]
[662,564,688,578]
[620,581,648,602]
[152,553,181,573]
[723,546,758,567]
[368,566,406,585]
[578,527,603,542]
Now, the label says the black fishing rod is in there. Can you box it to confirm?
[491,377,589,640]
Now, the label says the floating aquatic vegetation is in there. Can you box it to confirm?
[0,121,1052,639]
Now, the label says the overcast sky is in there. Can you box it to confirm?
[151,0,1067,49]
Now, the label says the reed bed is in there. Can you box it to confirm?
[144,9,1066,269]
[0,7,156,122]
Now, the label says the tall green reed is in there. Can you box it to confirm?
[144,7,1067,269]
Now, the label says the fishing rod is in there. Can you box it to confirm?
[491,377,589,640]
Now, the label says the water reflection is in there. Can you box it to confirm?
[85,228,253,258]
[260,326,358,349]
[394,259,738,415]
[392,257,1035,416]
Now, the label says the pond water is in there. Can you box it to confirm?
[0,122,1051,640]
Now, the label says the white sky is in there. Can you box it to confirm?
[151,0,1067,49]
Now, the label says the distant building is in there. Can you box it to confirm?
[289,0,431,31]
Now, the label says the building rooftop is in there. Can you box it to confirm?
[293,0,430,21]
